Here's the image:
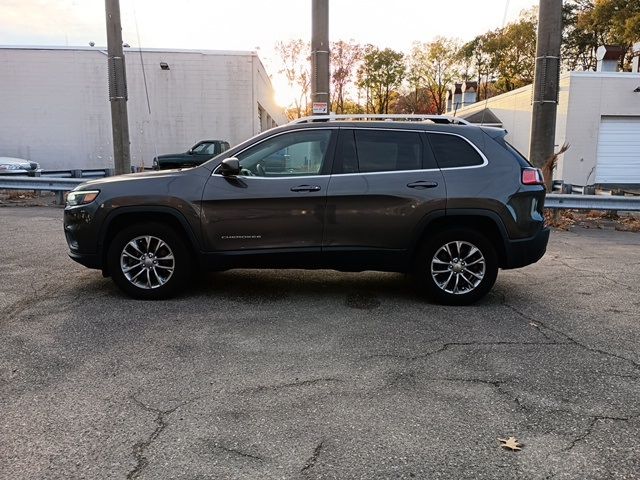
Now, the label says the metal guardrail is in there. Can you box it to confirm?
[545,194,640,211]
[41,168,114,178]
[2,176,639,211]
[0,176,85,204]
[40,166,153,178]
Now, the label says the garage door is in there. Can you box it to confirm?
[595,116,640,184]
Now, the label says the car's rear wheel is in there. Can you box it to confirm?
[107,222,192,300]
[416,228,498,305]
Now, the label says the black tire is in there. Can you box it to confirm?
[415,228,498,306]
[107,222,193,300]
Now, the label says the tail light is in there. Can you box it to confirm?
[521,168,544,185]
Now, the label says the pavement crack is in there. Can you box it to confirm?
[552,256,636,292]
[500,300,556,342]
[563,415,632,452]
[427,377,528,412]
[501,295,640,371]
[244,377,340,393]
[368,341,563,362]
[301,440,324,474]
[127,395,199,480]
[210,443,263,462]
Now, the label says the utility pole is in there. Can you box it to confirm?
[311,0,330,115]
[529,0,563,168]
[105,0,131,175]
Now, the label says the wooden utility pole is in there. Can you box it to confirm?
[311,0,330,115]
[529,0,563,168]
[105,0,131,175]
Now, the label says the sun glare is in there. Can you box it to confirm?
[273,77,298,109]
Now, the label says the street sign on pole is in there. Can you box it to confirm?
[312,102,328,114]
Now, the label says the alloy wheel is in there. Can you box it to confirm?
[430,240,486,295]
[119,235,175,290]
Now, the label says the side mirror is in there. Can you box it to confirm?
[219,157,241,176]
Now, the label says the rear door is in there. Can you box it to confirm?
[323,128,446,252]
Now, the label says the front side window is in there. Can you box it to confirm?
[236,130,332,177]
[427,133,484,168]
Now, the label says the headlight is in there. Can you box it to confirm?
[66,190,100,206]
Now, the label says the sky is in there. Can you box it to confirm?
[0,0,538,105]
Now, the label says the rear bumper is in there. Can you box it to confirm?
[502,228,550,269]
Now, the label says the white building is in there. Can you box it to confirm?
[451,70,640,187]
[0,46,286,170]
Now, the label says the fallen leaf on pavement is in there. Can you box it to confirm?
[499,436,522,451]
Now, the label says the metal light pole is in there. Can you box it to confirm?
[529,0,563,168]
[105,0,131,175]
[311,0,330,115]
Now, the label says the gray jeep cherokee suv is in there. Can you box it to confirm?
[64,115,549,305]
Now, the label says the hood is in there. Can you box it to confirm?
[75,168,191,190]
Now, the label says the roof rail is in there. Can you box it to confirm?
[289,114,470,125]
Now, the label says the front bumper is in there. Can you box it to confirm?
[68,251,101,269]
[64,204,102,270]
[502,227,550,269]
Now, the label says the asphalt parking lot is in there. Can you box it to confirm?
[1,206,639,480]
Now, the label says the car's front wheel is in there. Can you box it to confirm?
[417,228,498,305]
[107,222,192,300]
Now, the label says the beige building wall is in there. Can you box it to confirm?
[562,72,640,185]
[454,71,640,185]
[451,83,536,156]
[0,46,286,170]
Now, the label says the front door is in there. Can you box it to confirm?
[200,128,335,252]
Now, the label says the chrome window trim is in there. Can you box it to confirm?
[211,127,338,177]
[232,174,329,180]
[330,168,440,177]
[212,126,489,177]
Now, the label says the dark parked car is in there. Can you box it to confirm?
[152,140,230,170]
[0,157,41,176]
[64,115,549,305]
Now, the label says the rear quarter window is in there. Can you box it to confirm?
[503,140,532,167]
[427,133,485,168]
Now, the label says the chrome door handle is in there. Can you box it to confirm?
[407,181,438,189]
[291,185,321,192]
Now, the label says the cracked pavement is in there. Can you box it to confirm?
[1,206,639,479]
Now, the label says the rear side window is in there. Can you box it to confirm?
[335,129,438,174]
[427,133,484,168]
[355,130,422,172]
